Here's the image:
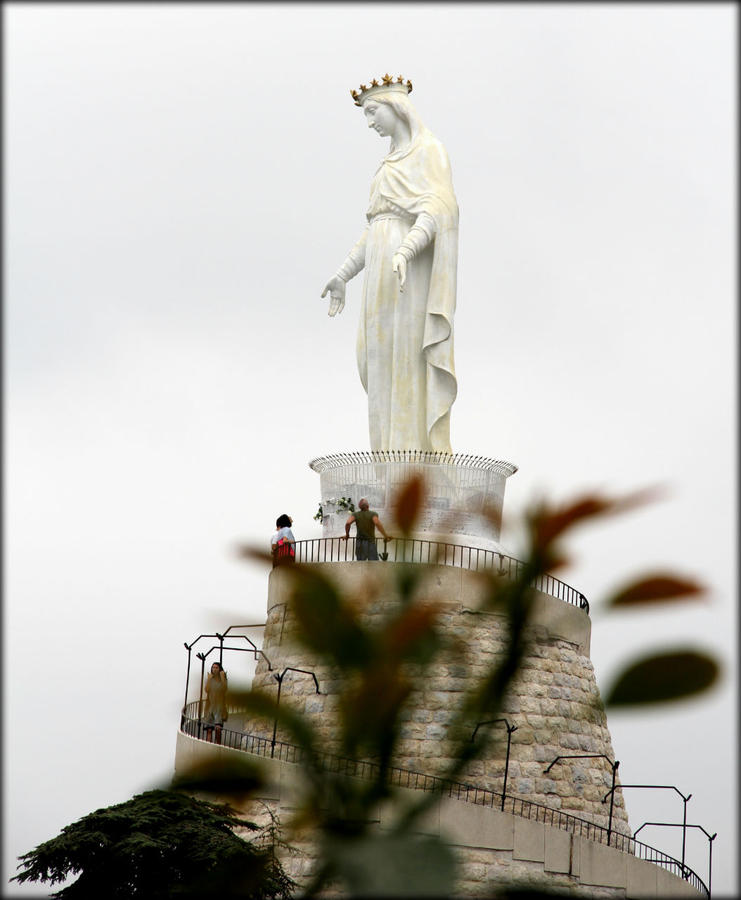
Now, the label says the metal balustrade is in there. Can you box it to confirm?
[178,705,707,896]
[308,450,517,474]
[283,537,589,613]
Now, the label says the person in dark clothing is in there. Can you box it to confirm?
[343,498,390,560]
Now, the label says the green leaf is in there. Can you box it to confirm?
[382,602,442,665]
[322,832,457,896]
[394,560,424,606]
[227,687,320,759]
[287,567,376,669]
[604,649,720,706]
[169,754,265,797]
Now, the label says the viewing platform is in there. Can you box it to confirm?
[283,536,589,613]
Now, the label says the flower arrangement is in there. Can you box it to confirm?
[314,497,356,523]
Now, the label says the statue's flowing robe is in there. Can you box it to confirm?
[347,129,458,452]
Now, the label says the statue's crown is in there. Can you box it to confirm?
[350,74,413,107]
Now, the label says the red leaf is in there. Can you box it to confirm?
[531,486,664,549]
[233,544,273,565]
[394,476,425,536]
[384,604,440,656]
[606,574,706,608]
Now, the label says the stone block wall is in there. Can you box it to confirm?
[249,561,630,836]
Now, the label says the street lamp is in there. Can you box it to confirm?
[470,718,518,810]
[195,651,207,738]
[182,642,193,722]
[602,783,691,876]
[182,631,274,725]
[271,667,323,758]
[633,822,716,898]
[544,754,620,846]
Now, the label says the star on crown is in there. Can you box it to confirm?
[350,74,413,106]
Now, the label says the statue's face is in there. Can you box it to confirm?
[363,100,397,138]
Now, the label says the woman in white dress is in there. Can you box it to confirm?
[322,76,458,453]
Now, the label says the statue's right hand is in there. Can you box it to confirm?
[321,276,346,317]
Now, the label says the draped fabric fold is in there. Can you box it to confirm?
[356,127,459,452]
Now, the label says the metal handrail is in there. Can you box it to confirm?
[308,450,517,475]
[286,537,589,613]
[178,708,707,896]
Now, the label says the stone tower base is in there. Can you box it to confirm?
[174,735,702,898]
[250,562,629,836]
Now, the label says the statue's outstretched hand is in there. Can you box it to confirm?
[392,253,407,292]
[321,276,346,317]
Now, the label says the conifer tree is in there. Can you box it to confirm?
[12,789,295,898]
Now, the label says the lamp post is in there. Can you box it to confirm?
[215,632,225,666]
[182,631,274,720]
[182,642,193,724]
[219,625,274,671]
[470,718,518,810]
[634,822,716,898]
[271,667,323,758]
[544,754,619,846]
[182,638,278,748]
[602,784,691,875]
[195,651,207,739]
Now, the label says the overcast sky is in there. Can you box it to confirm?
[5,4,736,895]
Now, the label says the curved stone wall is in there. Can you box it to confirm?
[174,735,700,898]
[250,562,630,837]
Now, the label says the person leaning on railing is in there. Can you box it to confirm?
[271,513,296,566]
[342,498,390,561]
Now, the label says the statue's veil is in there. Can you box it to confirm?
[365,90,425,147]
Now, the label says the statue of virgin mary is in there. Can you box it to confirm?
[322,76,458,454]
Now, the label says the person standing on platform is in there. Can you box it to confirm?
[343,498,390,560]
[271,514,296,566]
[203,662,228,745]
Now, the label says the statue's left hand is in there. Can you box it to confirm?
[392,253,407,292]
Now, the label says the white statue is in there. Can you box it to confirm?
[322,76,458,453]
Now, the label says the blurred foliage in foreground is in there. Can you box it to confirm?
[179,479,721,896]
[13,480,721,898]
